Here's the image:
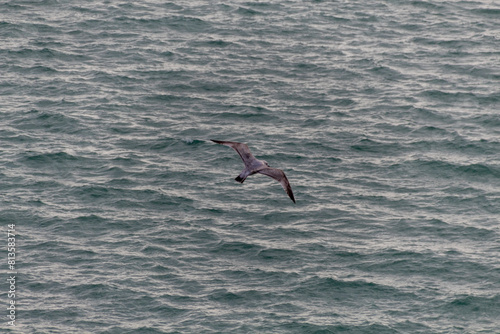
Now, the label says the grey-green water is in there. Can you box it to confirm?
[1,1,500,333]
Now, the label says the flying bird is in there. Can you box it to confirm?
[211,140,296,203]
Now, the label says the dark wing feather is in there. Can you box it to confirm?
[257,167,296,203]
[211,140,256,167]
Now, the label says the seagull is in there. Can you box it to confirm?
[211,140,296,203]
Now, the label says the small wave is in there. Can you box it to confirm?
[211,240,262,256]
[23,151,78,165]
[440,294,500,317]
[11,109,84,134]
[351,138,402,153]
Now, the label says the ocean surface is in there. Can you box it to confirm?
[1,0,500,333]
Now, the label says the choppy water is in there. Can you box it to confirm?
[2,0,500,333]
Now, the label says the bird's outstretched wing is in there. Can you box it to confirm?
[257,167,296,203]
[211,140,256,168]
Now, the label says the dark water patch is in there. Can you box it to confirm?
[372,121,414,135]
[19,151,87,177]
[410,125,449,136]
[451,224,498,241]
[75,214,108,224]
[210,240,262,256]
[260,151,307,164]
[164,15,211,33]
[420,89,478,103]
[396,159,500,182]
[91,29,141,42]
[120,188,166,203]
[225,104,273,114]
[351,138,403,154]
[358,247,496,284]
[211,111,278,122]
[456,163,500,179]
[327,97,357,107]
[295,276,414,303]
[134,69,194,85]
[273,226,319,240]
[63,248,100,265]
[110,156,144,168]
[351,192,418,212]
[188,78,240,94]
[146,93,187,103]
[109,124,145,136]
[103,326,173,334]
[258,248,299,261]
[369,65,402,80]
[392,217,496,243]
[150,269,182,284]
[148,303,189,319]
[0,5,25,16]
[141,244,169,256]
[149,192,195,208]
[16,64,59,76]
[261,211,302,223]
[412,106,457,123]
[92,71,143,88]
[71,184,112,200]
[186,228,220,245]
[6,47,59,60]
[11,109,84,134]
[283,322,399,334]
[407,137,499,157]
[193,206,226,217]
[472,8,500,17]
[69,283,120,300]
[36,98,79,109]
[26,240,73,259]
[207,288,273,311]
[48,215,111,237]
[300,139,340,150]
[24,151,78,163]
[442,62,498,77]
[236,6,265,17]
[27,306,83,320]
[325,156,342,163]
[207,288,245,303]
[467,64,500,80]
[476,92,500,106]
[11,46,92,63]
[136,137,205,154]
[190,39,236,48]
[473,114,500,128]
[440,294,500,318]
[105,175,136,188]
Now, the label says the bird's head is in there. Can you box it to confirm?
[262,160,270,167]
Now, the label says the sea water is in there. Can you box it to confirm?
[1,1,499,333]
